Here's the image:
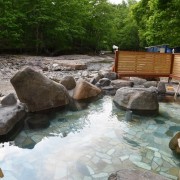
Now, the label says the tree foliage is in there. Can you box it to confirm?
[132,0,180,47]
[0,0,179,54]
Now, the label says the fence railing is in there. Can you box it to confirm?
[114,51,180,79]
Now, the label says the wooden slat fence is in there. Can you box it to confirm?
[114,51,173,78]
[170,54,180,80]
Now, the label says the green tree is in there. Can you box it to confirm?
[132,0,180,47]
[0,0,24,49]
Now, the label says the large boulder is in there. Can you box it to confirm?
[0,103,26,141]
[169,132,180,154]
[108,169,168,180]
[60,76,76,90]
[113,87,159,115]
[73,79,101,100]
[10,67,69,112]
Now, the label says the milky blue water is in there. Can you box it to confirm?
[0,96,179,180]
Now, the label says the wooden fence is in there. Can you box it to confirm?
[170,54,180,80]
[114,51,180,80]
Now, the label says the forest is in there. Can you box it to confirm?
[0,0,179,55]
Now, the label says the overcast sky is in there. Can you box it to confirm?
[108,0,139,4]
[108,0,124,4]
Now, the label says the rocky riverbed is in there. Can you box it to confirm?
[0,54,114,97]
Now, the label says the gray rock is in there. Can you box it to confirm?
[11,67,69,112]
[108,169,169,180]
[113,87,159,115]
[25,113,50,129]
[98,70,117,80]
[90,74,102,85]
[60,76,76,90]
[111,79,133,89]
[143,81,158,88]
[103,72,117,80]
[101,86,116,96]
[99,78,111,87]
[0,103,26,138]
[157,82,166,94]
[133,85,145,88]
[130,77,147,85]
[82,70,89,77]
[1,93,17,106]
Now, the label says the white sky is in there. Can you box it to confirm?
[108,0,139,4]
[108,0,124,4]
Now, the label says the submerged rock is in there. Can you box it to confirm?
[108,169,169,180]
[169,132,180,154]
[26,113,50,129]
[10,67,69,112]
[73,79,101,100]
[113,87,159,115]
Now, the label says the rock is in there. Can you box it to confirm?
[82,70,89,77]
[169,132,180,154]
[103,72,117,80]
[10,67,69,112]
[108,169,169,180]
[113,87,159,115]
[101,86,116,96]
[111,79,133,89]
[143,81,158,88]
[0,168,4,178]
[157,82,166,94]
[60,76,76,90]
[98,78,111,87]
[52,62,87,71]
[125,110,132,121]
[68,98,88,111]
[98,70,117,80]
[130,77,147,85]
[42,66,48,71]
[90,74,102,85]
[26,113,50,129]
[1,93,17,106]
[133,85,145,88]
[0,103,26,140]
[73,79,101,100]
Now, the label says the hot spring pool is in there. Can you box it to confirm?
[0,96,179,180]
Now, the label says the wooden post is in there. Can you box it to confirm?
[169,54,175,82]
[114,50,119,73]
